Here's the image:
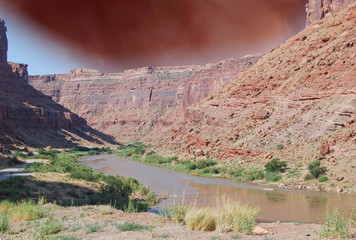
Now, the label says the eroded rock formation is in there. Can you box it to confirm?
[306,0,356,25]
[0,19,7,64]
[0,19,115,148]
[29,55,261,143]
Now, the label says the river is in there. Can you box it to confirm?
[80,154,356,223]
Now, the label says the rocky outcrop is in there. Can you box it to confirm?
[0,19,116,148]
[306,0,356,25]
[0,19,7,64]
[29,55,261,143]
[9,62,28,82]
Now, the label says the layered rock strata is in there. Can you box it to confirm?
[151,2,356,191]
[0,19,115,148]
[29,55,261,143]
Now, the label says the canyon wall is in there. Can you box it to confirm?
[29,55,261,143]
[0,19,115,148]
[150,3,356,191]
[306,0,356,25]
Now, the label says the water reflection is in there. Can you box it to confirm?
[81,154,356,223]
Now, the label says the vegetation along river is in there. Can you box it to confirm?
[81,154,356,223]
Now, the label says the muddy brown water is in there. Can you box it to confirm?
[81,154,356,223]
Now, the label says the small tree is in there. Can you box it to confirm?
[265,158,287,173]
[308,160,327,179]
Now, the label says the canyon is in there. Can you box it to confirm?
[14,0,356,192]
[0,19,115,149]
[29,55,261,143]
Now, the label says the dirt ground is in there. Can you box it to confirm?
[2,204,352,240]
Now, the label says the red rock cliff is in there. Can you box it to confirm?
[306,0,356,25]
[0,19,115,148]
[29,55,261,143]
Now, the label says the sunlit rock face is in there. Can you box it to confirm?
[306,0,356,25]
[150,2,356,180]
[29,55,262,143]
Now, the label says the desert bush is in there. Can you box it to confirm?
[185,208,216,231]
[265,172,282,182]
[321,207,349,239]
[39,219,66,237]
[242,168,265,181]
[287,169,300,178]
[308,160,327,179]
[165,201,187,223]
[265,158,287,173]
[318,176,329,182]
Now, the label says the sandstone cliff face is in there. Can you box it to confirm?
[29,55,261,143]
[0,19,115,148]
[306,0,356,25]
[151,3,356,190]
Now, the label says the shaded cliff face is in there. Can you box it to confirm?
[152,3,356,187]
[306,0,356,25]
[0,20,116,149]
[29,55,261,143]
[0,19,7,64]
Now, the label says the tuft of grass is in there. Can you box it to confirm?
[116,221,151,232]
[101,205,115,215]
[351,205,356,227]
[185,208,216,231]
[165,201,187,223]
[321,207,349,239]
[0,200,46,222]
[184,197,258,234]
[215,198,258,234]
[86,222,103,234]
[49,236,79,240]
[39,219,66,238]
[0,210,10,233]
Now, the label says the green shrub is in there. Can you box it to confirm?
[321,207,349,239]
[195,159,217,170]
[318,176,329,182]
[242,168,265,181]
[166,201,186,223]
[116,221,151,231]
[265,172,282,182]
[287,169,300,178]
[265,158,287,173]
[308,160,327,179]
[86,222,102,234]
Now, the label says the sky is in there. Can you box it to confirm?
[0,0,308,75]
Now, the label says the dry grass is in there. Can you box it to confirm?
[0,200,46,222]
[184,196,258,234]
[185,208,216,231]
